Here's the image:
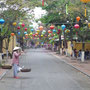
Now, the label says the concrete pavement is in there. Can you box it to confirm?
[0,48,90,90]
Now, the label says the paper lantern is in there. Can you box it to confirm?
[32,34,35,37]
[74,24,80,29]
[12,22,17,26]
[53,29,56,33]
[18,32,20,35]
[30,33,33,35]
[58,29,61,32]
[17,26,20,29]
[22,23,25,27]
[37,30,40,33]
[25,34,28,37]
[35,33,38,35]
[57,32,59,34]
[80,0,90,3]
[61,25,66,30]
[50,25,54,29]
[19,22,22,25]
[39,26,43,31]
[31,29,34,32]
[41,35,43,37]
[11,33,15,36]
[76,16,80,22]
[25,28,27,31]
[24,31,27,34]
[0,19,5,24]
[48,30,52,33]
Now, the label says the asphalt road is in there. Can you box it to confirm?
[0,48,90,90]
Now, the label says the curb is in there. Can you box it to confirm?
[0,70,8,80]
[51,53,90,78]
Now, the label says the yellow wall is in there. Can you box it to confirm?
[67,41,72,55]
[2,36,16,53]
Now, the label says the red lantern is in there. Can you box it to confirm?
[58,29,61,32]
[22,23,25,27]
[17,26,20,29]
[42,0,44,6]
[25,28,27,31]
[50,25,54,29]
[39,26,43,31]
[57,32,60,35]
[76,16,80,22]
[74,24,80,29]
[11,33,15,36]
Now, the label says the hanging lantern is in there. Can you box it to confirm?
[24,31,27,34]
[19,22,22,25]
[31,29,34,32]
[25,28,27,31]
[0,19,5,24]
[48,30,52,33]
[61,25,66,30]
[39,26,43,31]
[41,35,43,37]
[35,33,38,35]
[17,26,20,30]
[88,23,90,28]
[58,29,61,32]
[22,23,25,27]
[11,33,15,36]
[57,32,60,35]
[12,22,17,26]
[30,33,33,35]
[74,24,80,29]
[37,30,40,33]
[32,34,35,37]
[50,25,54,29]
[53,29,56,33]
[25,34,28,37]
[76,16,80,22]
[80,0,90,3]
[18,32,20,35]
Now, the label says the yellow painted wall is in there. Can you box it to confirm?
[67,41,72,55]
[2,36,16,53]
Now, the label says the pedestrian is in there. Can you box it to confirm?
[12,47,23,79]
[85,49,89,59]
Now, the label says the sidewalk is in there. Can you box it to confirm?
[0,59,12,80]
[49,51,90,77]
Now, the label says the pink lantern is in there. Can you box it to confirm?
[58,29,61,32]
[17,26,20,30]
[22,23,25,27]
[74,24,80,29]
[25,28,27,31]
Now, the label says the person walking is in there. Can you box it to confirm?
[12,47,22,79]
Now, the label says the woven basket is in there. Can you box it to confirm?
[21,68,31,72]
[1,65,12,69]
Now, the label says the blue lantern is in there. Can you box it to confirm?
[24,31,27,34]
[61,25,66,30]
[31,29,34,32]
[0,19,5,24]
[53,29,56,33]
[18,32,20,35]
